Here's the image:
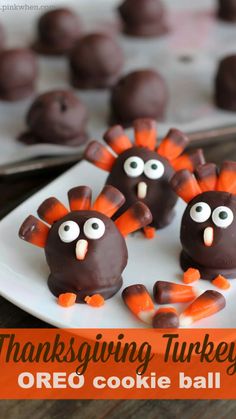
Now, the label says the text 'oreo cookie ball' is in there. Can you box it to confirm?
[118,0,168,37]
[69,33,124,89]
[110,69,168,126]
[215,55,236,111]
[32,8,82,55]
[217,0,236,22]
[0,48,37,101]
[18,90,88,146]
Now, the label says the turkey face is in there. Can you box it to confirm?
[45,210,127,301]
[181,190,236,270]
[106,146,177,228]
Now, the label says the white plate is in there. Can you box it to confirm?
[2,0,236,164]
[0,160,235,329]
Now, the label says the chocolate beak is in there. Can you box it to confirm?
[203,226,214,247]
[76,239,88,260]
[137,181,147,199]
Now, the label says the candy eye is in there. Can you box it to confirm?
[58,221,80,243]
[212,206,234,228]
[144,159,165,180]
[83,218,105,240]
[190,202,211,223]
[123,156,144,178]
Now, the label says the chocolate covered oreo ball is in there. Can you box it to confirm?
[110,70,168,126]
[0,48,37,101]
[19,90,88,146]
[118,0,168,37]
[19,186,152,303]
[33,8,82,55]
[171,162,236,280]
[69,33,124,89]
[215,55,236,111]
[218,0,236,22]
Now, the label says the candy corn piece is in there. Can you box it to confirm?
[171,170,202,203]
[58,293,77,307]
[195,163,218,192]
[152,307,179,329]
[122,284,155,324]
[84,294,105,307]
[38,197,69,225]
[183,268,201,284]
[92,185,125,217]
[153,280,201,304]
[103,125,132,154]
[115,202,152,236]
[143,226,156,239]
[212,275,231,290]
[84,140,116,172]
[68,186,92,211]
[19,215,50,248]
[158,128,189,161]
[179,290,226,327]
[217,161,236,194]
[172,149,205,173]
[134,118,157,151]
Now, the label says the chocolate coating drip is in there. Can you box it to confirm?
[18,90,88,146]
[69,33,124,89]
[118,0,168,37]
[110,70,168,127]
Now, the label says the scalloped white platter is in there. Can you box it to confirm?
[0,160,235,328]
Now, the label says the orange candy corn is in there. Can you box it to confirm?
[92,185,125,217]
[183,268,201,284]
[217,161,236,194]
[171,149,205,173]
[58,293,77,307]
[122,284,155,324]
[84,140,116,172]
[115,201,152,236]
[84,294,105,307]
[134,118,157,151]
[195,163,218,192]
[153,280,200,304]
[143,226,156,239]
[68,186,92,211]
[179,290,226,327]
[158,128,189,161]
[171,170,202,203]
[37,197,69,225]
[212,275,231,290]
[152,307,179,329]
[103,125,132,154]
[19,215,50,248]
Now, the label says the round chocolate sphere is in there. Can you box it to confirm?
[118,0,168,37]
[0,48,37,101]
[106,146,177,229]
[69,33,124,89]
[19,90,88,146]
[180,191,236,279]
[110,70,168,126]
[33,8,82,55]
[46,210,127,302]
[215,55,236,111]
[218,0,236,22]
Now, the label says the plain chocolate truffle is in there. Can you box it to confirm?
[118,0,168,37]
[215,55,236,111]
[218,0,236,22]
[33,8,82,55]
[69,33,124,89]
[0,48,37,101]
[19,90,88,146]
[110,69,168,126]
